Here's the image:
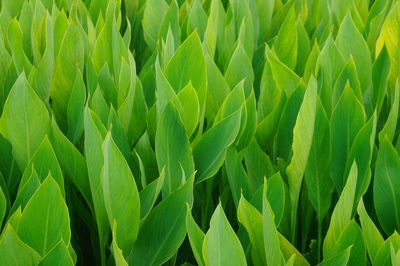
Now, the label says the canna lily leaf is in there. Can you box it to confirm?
[129,176,194,266]
[374,136,400,235]
[17,175,71,256]
[193,108,242,182]
[0,224,41,265]
[186,206,205,266]
[203,203,247,266]
[38,240,74,266]
[0,73,50,169]
[102,132,140,255]
[323,162,358,261]
[286,77,317,241]
[155,102,195,195]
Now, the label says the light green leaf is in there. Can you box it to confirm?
[186,207,205,266]
[357,199,384,262]
[142,0,168,49]
[39,240,74,266]
[0,73,50,169]
[203,203,247,266]
[238,195,266,265]
[273,7,297,69]
[225,42,254,94]
[266,47,301,98]
[263,181,285,266]
[305,99,333,220]
[48,119,91,204]
[20,136,64,196]
[165,32,206,97]
[376,3,400,87]
[17,175,71,256]
[286,77,317,241]
[102,133,140,255]
[372,45,390,114]
[0,225,41,266]
[84,107,109,262]
[330,85,365,193]
[155,102,194,195]
[374,136,400,235]
[323,162,358,260]
[194,108,242,182]
[336,13,372,90]
[51,23,84,122]
[129,176,194,266]
[67,70,86,144]
[379,82,399,143]
[139,170,165,220]
[318,246,351,266]
[111,221,129,266]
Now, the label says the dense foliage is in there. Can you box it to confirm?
[0,0,399,265]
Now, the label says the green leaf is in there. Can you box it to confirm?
[102,133,140,255]
[344,113,377,203]
[165,32,206,97]
[193,108,242,182]
[20,136,64,196]
[278,233,310,266]
[159,0,180,49]
[187,0,207,38]
[0,73,50,169]
[323,162,357,260]
[203,203,247,266]
[48,119,91,205]
[333,220,367,266]
[379,82,399,143]
[17,175,71,256]
[238,195,266,265]
[273,7,297,69]
[305,99,333,220]
[374,232,400,266]
[374,136,400,235]
[318,34,345,114]
[155,102,195,195]
[84,107,109,261]
[357,199,384,262]
[0,225,41,266]
[266,173,286,227]
[51,23,84,122]
[330,85,365,193]
[372,45,390,114]
[263,180,285,266]
[0,185,6,230]
[286,77,317,241]
[12,168,40,213]
[67,70,86,144]
[225,147,251,206]
[186,207,205,266]
[129,176,194,266]
[318,246,351,266]
[266,47,301,98]
[204,0,226,58]
[336,13,372,90]
[139,170,165,220]
[225,42,254,94]
[111,221,129,266]
[39,240,74,266]
[142,0,168,49]
[376,3,400,87]
[177,82,200,137]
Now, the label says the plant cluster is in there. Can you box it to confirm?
[0,0,399,265]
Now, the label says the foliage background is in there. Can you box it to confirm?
[0,0,399,265]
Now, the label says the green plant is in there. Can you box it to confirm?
[0,0,399,265]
